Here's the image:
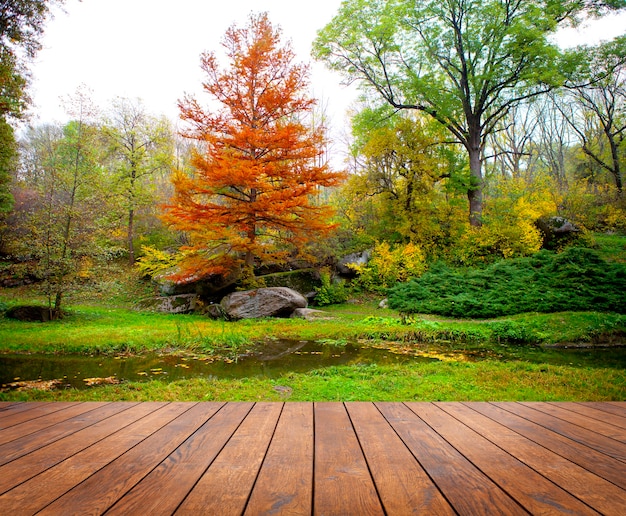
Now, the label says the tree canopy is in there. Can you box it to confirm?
[164,12,344,282]
[313,0,626,226]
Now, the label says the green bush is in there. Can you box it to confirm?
[388,247,626,318]
[313,269,349,306]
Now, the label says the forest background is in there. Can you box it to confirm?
[0,0,626,318]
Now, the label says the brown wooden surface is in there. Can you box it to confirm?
[0,402,624,515]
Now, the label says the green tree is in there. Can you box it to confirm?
[347,107,464,249]
[103,97,174,264]
[15,91,105,318]
[313,0,626,226]
[561,38,626,196]
[0,0,65,212]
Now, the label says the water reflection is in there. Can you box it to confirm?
[1,339,623,391]
[0,340,435,390]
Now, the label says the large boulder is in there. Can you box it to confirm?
[221,287,307,320]
[135,294,197,314]
[336,249,372,276]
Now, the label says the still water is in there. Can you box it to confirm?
[1,339,624,391]
[0,340,435,390]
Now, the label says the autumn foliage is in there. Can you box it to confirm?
[163,13,343,281]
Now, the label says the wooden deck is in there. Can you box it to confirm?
[0,402,624,515]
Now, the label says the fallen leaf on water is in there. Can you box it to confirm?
[82,376,120,386]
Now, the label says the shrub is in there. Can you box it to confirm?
[313,268,349,306]
[351,241,427,293]
[135,246,181,278]
[389,247,626,318]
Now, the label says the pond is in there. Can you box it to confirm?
[0,339,438,391]
[1,339,624,391]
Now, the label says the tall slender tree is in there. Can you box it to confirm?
[164,13,343,282]
[104,97,174,264]
[562,38,626,196]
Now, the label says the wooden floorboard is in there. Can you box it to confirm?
[0,402,623,515]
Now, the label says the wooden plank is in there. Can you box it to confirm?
[495,402,626,462]
[0,402,162,495]
[0,401,46,418]
[469,402,626,490]
[0,401,106,445]
[349,402,454,514]
[563,403,626,429]
[0,402,25,412]
[589,402,626,418]
[0,402,139,467]
[244,402,314,516]
[385,403,527,515]
[107,402,252,516]
[599,402,626,416]
[0,402,78,428]
[0,402,192,514]
[419,402,601,515]
[439,402,625,514]
[36,402,221,516]
[313,402,384,516]
[525,402,626,442]
[175,402,283,516]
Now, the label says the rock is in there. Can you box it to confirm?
[535,216,580,249]
[290,308,330,320]
[136,294,197,314]
[204,303,228,320]
[221,287,307,320]
[378,298,389,309]
[337,249,372,276]
[6,305,53,322]
[261,268,321,293]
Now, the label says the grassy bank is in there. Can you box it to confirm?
[3,361,624,402]
[2,236,625,402]
[1,301,625,355]
[1,300,625,402]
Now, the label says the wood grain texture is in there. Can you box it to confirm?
[175,402,283,516]
[314,402,384,515]
[0,402,190,514]
[387,402,527,515]
[437,402,622,514]
[244,402,314,516]
[469,402,626,489]
[107,402,248,516]
[351,402,454,515]
[0,402,623,515]
[0,402,157,495]
[494,402,626,462]
[37,402,219,515]
[523,401,626,442]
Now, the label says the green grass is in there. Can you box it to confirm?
[1,235,625,402]
[3,360,623,402]
[2,301,625,355]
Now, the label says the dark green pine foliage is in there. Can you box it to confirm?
[388,247,626,318]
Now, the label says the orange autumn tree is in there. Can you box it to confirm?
[164,13,343,282]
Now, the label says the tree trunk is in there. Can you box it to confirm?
[467,135,483,228]
[53,291,63,320]
[608,136,623,197]
[128,207,135,265]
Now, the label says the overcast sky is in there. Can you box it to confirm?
[29,0,352,123]
[27,0,626,144]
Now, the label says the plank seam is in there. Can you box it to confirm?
[172,402,255,515]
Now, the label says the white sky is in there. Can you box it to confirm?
[27,0,626,158]
[28,0,353,124]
